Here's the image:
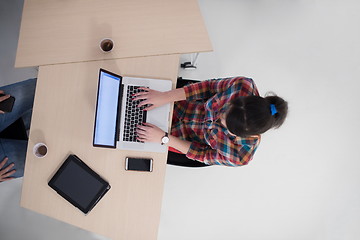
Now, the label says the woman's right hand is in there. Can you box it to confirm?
[132,88,170,111]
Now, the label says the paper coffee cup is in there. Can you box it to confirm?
[33,143,48,158]
[100,38,114,52]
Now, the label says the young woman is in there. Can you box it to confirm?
[134,77,288,167]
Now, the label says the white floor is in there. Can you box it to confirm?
[1,0,360,240]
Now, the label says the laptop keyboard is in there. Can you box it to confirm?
[123,86,149,143]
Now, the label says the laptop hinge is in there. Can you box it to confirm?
[115,83,124,142]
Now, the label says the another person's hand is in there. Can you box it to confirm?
[132,88,170,111]
[0,157,16,182]
[136,123,165,143]
[0,90,11,114]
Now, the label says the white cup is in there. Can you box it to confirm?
[33,143,48,158]
[99,38,114,52]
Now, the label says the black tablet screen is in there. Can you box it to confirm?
[52,161,103,208]
[49,155,110,213]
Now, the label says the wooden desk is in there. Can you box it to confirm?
[15,0,212,67]
[21,55,179,240]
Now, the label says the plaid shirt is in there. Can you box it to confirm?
[170,77,261,167]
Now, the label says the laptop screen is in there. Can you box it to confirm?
[93,69,121,148]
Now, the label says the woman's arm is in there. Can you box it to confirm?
[163,88,186,103]
[183,77,257,101]
[167,135,191,154]
[136,123,258,167]
[186,142,254,167]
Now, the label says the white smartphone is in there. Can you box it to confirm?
[125,157,153,172]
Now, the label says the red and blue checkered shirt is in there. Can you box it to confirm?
[170,77,261,167]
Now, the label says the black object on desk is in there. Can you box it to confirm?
[0,118,28,140]
[0,94,15,112]
[48,154,111,214]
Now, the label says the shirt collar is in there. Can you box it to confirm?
[204,102,229,128]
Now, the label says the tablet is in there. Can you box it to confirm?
[48,154,111,214]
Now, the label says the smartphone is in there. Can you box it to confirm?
[0,94,15,112]
[125,157,153,172]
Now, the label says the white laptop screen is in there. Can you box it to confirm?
[93,69,121,148]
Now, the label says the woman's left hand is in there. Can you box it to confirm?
[0,157,16,182]
[136,123,165,143]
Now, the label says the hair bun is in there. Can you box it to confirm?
[265,93,288,128]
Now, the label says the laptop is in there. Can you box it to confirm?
[93,69,172,152]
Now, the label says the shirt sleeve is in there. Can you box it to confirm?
[183,77,259,101]
[186,141,258,167]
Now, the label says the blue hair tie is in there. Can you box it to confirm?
[270,104,277,115]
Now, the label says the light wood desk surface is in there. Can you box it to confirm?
[15,0,212,67]
[21,55,179,240]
